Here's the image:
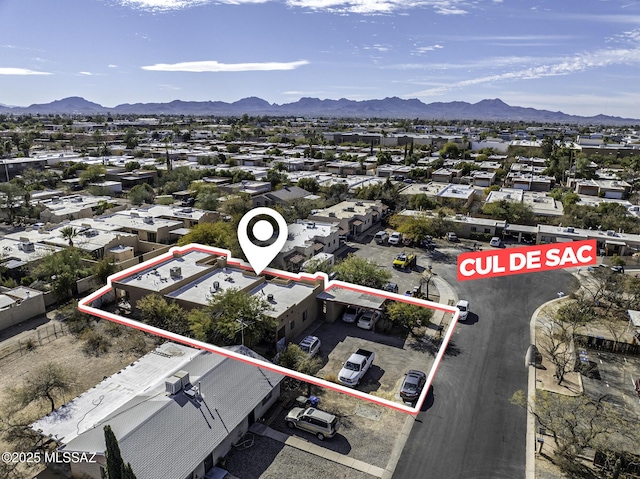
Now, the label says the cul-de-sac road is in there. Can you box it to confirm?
[393,265,573,479]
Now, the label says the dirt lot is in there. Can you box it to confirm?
[268,383,409,470]
[0,315,156,478]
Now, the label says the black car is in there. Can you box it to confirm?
[383,282,399,294]
[399,370,426,403]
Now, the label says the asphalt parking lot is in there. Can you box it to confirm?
[314,320,435,400]
[580,350,640,419]
[340,233,466,300]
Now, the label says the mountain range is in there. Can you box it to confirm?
[1,96,638,125]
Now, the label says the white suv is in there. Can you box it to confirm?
[456,300,470,321]
[388,232,403,245]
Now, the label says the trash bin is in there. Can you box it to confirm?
[308,396,319,408]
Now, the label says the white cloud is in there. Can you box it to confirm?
[413,44,444,54]
[108,64,119,68]
[141,60,310,72]
[408,46,640,96]
[115,0,472,15]
[117,0,268,12]
[0,68,51,75]
[78,71,95,76]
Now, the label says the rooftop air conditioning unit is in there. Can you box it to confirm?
[566,227,574,233]
[130,212,139,217]
[267,293,274,302]
[606,230,616,236]
[165,376,183,395]
[173,370,190,389]
[143,217,154,224]
[169,266,182,278]
[20,242,35,253]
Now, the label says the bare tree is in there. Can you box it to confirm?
[12,362,74,412]
[538,315,575,385]
[511,390,633,469]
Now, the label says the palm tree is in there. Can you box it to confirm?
[60,226,79,248]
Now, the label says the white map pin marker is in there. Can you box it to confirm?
[237,207,288,275]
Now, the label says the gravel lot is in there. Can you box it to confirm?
[225,435,376,479]
[268,386,409,469]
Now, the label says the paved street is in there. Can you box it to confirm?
[391,260,574,479]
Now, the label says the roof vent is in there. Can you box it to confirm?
[169,266,182,278]
[267,293,274,302]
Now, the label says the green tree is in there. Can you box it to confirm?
[123,128,139,150]
[128,183,155,206]
[59,225,79,247]
[94,258,116,284]
[439,142,461,159]
[376,150,393,166]
[408,194,437,211]
[104,425,137,479]
[0,182,26,224]
[279,343,322,375]
[79,165,106,186]
[189,288,275,346]
[297,177,320,194]
[137,294,190,336]
[124,161,141,172]
[332,254,391,289]
[12,363,74,412]
[177,221,241,256]
[193,185,219,211]
[386,301,434,334]
[34,248,89,300]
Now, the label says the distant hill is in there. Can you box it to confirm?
[1,96,638,125]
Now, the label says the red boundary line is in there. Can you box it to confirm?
[78,243,459,415]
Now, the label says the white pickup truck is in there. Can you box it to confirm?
[338,349,375,387]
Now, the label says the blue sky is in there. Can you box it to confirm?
[2,0,640,118]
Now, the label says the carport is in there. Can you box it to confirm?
[317,287,387,322]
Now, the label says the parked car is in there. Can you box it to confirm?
[388,232,403,245]
[299,335,321,357]
[357,310,381,330]
[374,231,389,244]
[489,237,503,247]
[338,349,375,386]
[383,282,399,294]
[393,252,417,270]
[446,232,458,242]
[456,299,470,321]
[399,370,427,403]
[342,305,362,323]
[285,407,340,440]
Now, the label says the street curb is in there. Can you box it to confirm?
[526,295,570,479]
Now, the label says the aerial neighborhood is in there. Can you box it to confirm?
[1,113,640,479]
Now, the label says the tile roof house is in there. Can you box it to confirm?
[32,342,283,479]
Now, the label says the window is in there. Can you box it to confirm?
[148,232,157,243]
[471,227,477,232]
[484,228,490,233]
[289,320,295,331]
[302,310,308,322]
